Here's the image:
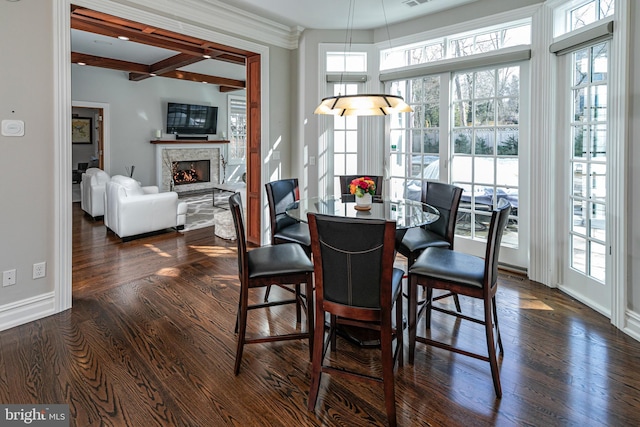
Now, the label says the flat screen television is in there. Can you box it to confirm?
[166,102,218,135]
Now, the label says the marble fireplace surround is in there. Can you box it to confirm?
[154,143,223,194]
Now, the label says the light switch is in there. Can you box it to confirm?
[2,119,25,137]
[309,156,316,166]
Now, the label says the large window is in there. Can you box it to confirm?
[388,76,442,201]
[228,96,246,163]
[319,50,369,198]
[332,83,360,198]
[451,66,520,247]
[553,0,614,37]
[380,20,530,70]
[387,64,521,250]
[568,42,608,282]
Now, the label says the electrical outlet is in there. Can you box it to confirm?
[33,262,46,279]
[3,269,16,286]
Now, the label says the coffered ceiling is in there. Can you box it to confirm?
[70,6,248,92]
[70,0,479,89]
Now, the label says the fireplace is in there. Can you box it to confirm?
[155,145,221,193]
[172,160,211,185]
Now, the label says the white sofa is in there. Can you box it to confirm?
[104,175,188,241]
[80,168,110,218]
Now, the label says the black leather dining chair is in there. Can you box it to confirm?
[407,200,511,397]
[229,192,314,375]
[396,181,463,267]
[307,213,403,427]
[396,181,463,312]
[265,178,311,252]
[264,178,312,302]
[338,174,383,202]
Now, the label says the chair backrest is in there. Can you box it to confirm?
[308,213,396,311]
[265,178,300,242]
[339,175,383,202]
[109,175,146,196]
[83,168,110,185]
[484,200,512,290]
[229,192,248,283]
[422,181,463,248]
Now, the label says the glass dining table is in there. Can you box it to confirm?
[285,195,440,347]
[284,195,440,232]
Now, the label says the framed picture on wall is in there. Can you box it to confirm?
[72,117,92,144]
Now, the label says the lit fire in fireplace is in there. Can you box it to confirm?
[172,162,199,184]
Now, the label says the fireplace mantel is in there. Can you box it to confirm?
[154,143,222,193]
[150,140,229,144]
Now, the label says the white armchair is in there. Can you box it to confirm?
[104,175,188,241]
[80,168,110,218]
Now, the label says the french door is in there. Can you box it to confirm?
[387,63,528,269]
[558,41,610,315]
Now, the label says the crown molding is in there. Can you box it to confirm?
[92,0,303,49]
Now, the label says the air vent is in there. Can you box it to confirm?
[403,0,433,6]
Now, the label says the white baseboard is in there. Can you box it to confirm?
[0,292,57,332]
[623,310,640,342]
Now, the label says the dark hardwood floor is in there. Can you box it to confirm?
[1,202,640,426]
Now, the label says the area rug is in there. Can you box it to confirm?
[179,192,228,232]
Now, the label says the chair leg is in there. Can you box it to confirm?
[264,285,271,302]
[295,284,302,324]
[380,318,397,427]
[492,296,503,353]
[305,280,314,359]
[484,296,502,398]
[395,292,403,368]
[234,285,249,375]
[425,287,433,329]
[234,281,245,334]
[408,275,418,365]
[307,305,326,412]
[330,314,337,350]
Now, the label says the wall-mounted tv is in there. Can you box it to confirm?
[166,102,218,135]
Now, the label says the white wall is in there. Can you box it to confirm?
[0,1,56,320]
[0,0,289,330]
[72,66,234,185]
[296,29,374,199]
[628,1,640,313]
[263,45,293,183]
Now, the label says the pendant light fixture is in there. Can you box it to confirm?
[314,0,412,116]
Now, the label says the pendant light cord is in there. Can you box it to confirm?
[381,0,393,50]
[339,0,356,93]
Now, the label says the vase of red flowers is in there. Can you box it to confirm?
[350,176,376,209]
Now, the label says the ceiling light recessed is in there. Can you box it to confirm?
[117,36,129,41]
[149,73,157,77]
[77,62,86,66]
[202,81,208,84]
[203,54,211,59]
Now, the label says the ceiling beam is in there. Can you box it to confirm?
[158,70,246,89]
[71,52,246,91]
[70,8,247,66]
[219,86,245,93]
[129,53,206,82]
[71,52,150,74]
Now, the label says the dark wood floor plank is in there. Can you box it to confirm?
[2,202,640,426]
